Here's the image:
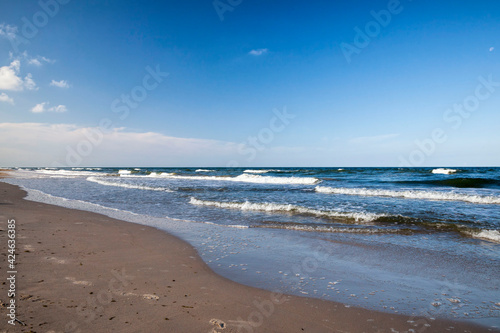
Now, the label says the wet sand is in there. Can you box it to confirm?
[0,180,496,332]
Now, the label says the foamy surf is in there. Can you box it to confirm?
[189,197,384,222]
[120,172,176,178]
[254,224,405,234]
[315,186,500,205]
[87,177,173,192]
[34,169,104,177]
[244,169,270,173]
[123,173,321,185]
[432,168,457,174]
[470,229,500,243]
[195,169,213,172]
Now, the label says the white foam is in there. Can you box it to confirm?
[471,230,500,243]
[23,188,139,216]
[195,169,213,172]
[87,177,173,192]
[244,169,269,174]
[432,168,457,174]
[122,173,319,185]
[315,186,500,205]
[256,224,400,234]
[34,169,104,177]
[189,197,384,222]
[120,172,176,178]
[118,169,132,175]
[232,174,320,185]
[166,217,249,229]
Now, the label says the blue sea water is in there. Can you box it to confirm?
[3,167,500,327]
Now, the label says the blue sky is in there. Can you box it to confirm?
[0,0,499,167]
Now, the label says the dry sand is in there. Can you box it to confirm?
[0,180,496,332]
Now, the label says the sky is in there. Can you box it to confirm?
[0,0,499,167]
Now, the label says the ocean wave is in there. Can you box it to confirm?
[315,186,500,205]
[189,197,385,222]
[87,177,173,192]
[195,169,213,172]
[470,229,500,243]
[118,169,132,175]
[244,169,270,173]
[123,173,320,185]
[120,172,176,178]
[34,169,104,177]
[232,174,320,184]
[432,168,457,174]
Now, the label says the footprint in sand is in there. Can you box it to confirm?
[65,277,93,286]
[143,294,160,300]
[45,256,67,264]
[209,318,226,332]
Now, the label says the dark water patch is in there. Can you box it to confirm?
[397,177,500,189]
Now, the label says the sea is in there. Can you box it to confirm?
[3,167,500,328]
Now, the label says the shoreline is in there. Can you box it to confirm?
[0,180,497,332]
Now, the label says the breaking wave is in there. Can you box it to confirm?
[315,186,500,205]
[34,169,104,177]
[122,173,320,185]
[432,168,457,174]
[189,197,385,222]
[470,229,500,243]
[87,177,173,192]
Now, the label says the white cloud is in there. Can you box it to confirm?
[0,60,23,90]
[249,48,268,56]
[0,123,240,166]
[24,73,37,90]
[0,92,14,104]
[490,47,495,52]
[8,51,55,67]
[0,23,17,40]
[28,58,42,66]
[31,102,67,113]
[27,55,55,66]
[50,105,67,112]
[0,60,37,91]
[50,79,70,88]
[31,102,48,113]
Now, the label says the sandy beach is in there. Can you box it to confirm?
[0,179,497,332]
